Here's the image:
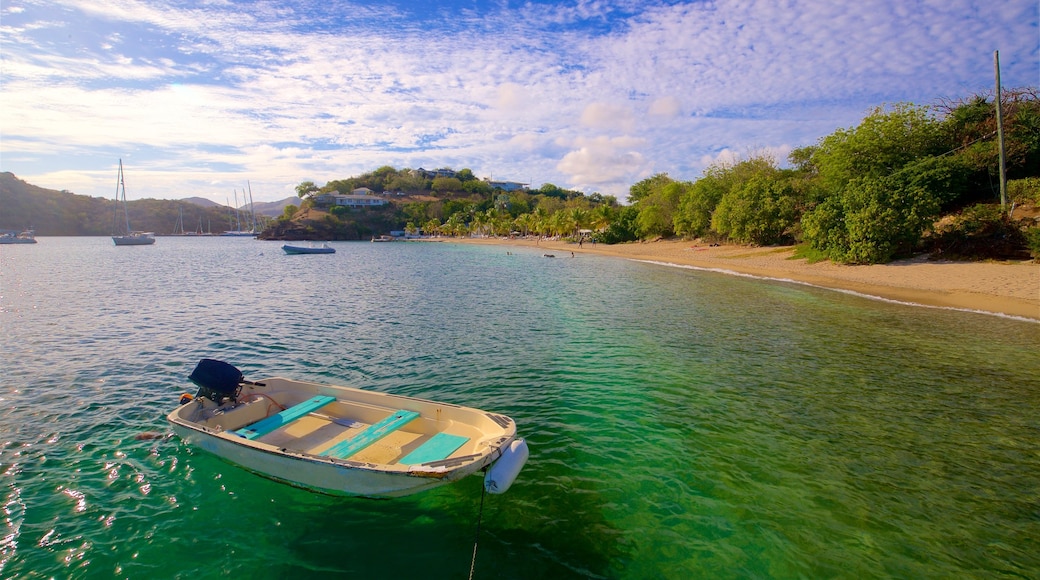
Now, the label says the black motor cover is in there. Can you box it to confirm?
[188,359,244,401]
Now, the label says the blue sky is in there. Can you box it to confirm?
[1,0,1037,203]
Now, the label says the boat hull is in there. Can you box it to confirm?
[167,375,521,498]
[169,423,481,497]
[0,230,37,244]
[113,234,155,245]
[282,244,335,254]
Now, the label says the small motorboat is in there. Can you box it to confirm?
[0,229,37,244]
[282,243,335,254]
[167,359,529,498]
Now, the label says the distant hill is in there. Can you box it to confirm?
[179,195,297,217]
[0,172,260,235]
[0,172,113,235]
[0,172,381,236]
[249,197,299,217]
[181,196,223,208]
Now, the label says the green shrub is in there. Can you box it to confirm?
[597,206,639,244]
[927,204,1027,259]
[1025,227,1040,261]
[1008,177,1040,205]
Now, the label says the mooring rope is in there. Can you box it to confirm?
[468,472,489,580]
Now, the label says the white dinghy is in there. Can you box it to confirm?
[168,359,529,498]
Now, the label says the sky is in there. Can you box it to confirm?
[1,0,1038,204]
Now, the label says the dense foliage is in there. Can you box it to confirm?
[661,88,1039,264]
[286,169,621,240]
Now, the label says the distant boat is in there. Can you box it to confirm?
[111,159,155,246]
[222,183,260,236]
[172,207,209,236]
[283,243,335,255]
[371,235,395,242]
[0,229,37,244]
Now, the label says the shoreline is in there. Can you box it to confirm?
[446,237,1040,322]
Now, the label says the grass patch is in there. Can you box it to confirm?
[791,243,830,263]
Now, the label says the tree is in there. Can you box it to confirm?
[802,156,963,263]
[673,156,779,239]
[810,103,944,191]
[442,212,467,237]
[296,181,319,199]
[939,88,1040,202]
[387,173,426,193]
[630,177,684,239]
[628,173,673,203]
[432,177,463,194]
[597,206,639,244]
[711,176,798,245]
[799,104,956,263]
[423,218,442,236]
[514,213,536,236]
[462,180,492,195]
[534,183,561,198]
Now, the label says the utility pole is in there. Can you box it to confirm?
[994,50,1007,211]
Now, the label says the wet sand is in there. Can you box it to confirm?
[448,237,1040,321]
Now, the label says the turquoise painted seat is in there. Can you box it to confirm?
[320,410,420,459]
[234,395,337,440]
[400,433,470,465]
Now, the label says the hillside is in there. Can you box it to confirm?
[0,172,267,235]
[249,197,299,217]
[181,195,297,218]
[258,205,404,241]
[0,172,406,238]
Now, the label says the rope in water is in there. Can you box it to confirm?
[468,472,489,580]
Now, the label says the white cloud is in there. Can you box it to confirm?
[648,96,682,118]
[1,0,1036,203]
[557,135,651,192]
[580,102,636,132]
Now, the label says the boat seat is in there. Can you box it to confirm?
[234,395,337,440]
[320,410,420,459]
[399,433,470,465]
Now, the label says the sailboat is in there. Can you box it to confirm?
[221,184,259,236]
[112,159,155,246]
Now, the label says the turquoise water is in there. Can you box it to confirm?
[2,237,1038,579]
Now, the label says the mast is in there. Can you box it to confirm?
[247,181,257,232]
[994,50,1007,211]
[116,159,131,234]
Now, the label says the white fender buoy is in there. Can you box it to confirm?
[484,438,529,494]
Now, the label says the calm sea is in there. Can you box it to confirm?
[2,237,1038,579]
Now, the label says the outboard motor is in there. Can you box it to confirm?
[188,359,246,404]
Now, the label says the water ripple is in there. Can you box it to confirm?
[1,238,1038,578]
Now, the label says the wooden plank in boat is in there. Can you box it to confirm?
[399,433,469,465]
[234,395,337,440]
[320,410,419,459]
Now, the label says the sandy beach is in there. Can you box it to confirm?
[449,237,1040,321]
